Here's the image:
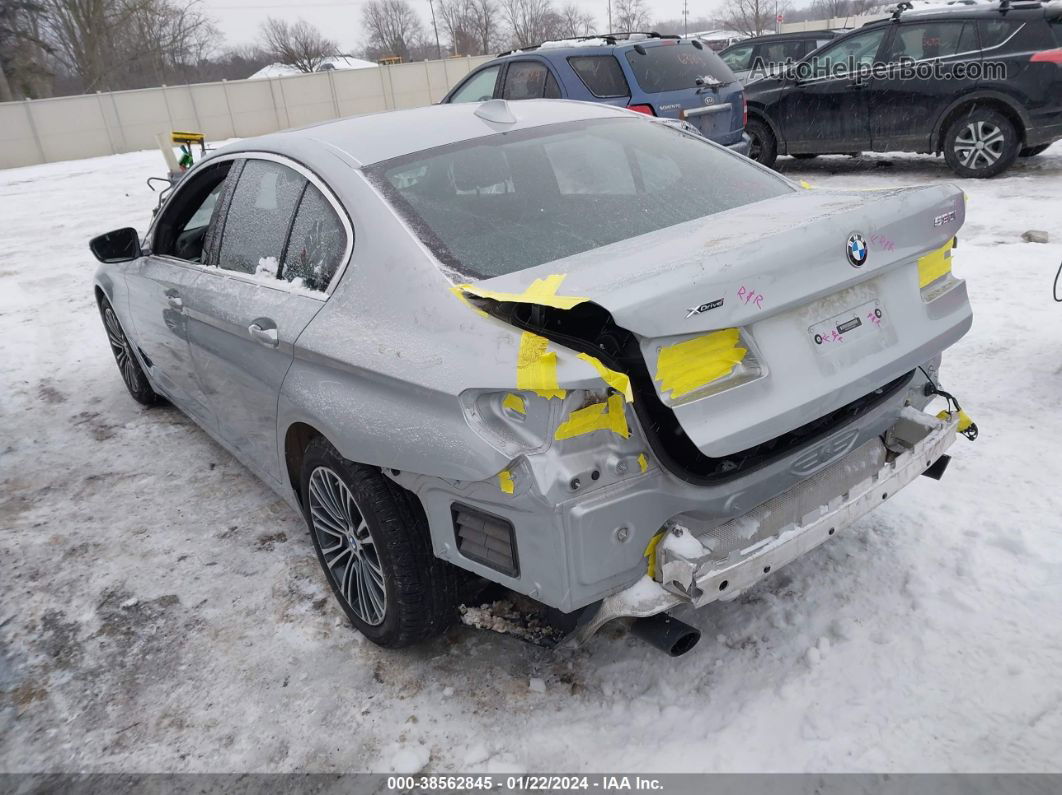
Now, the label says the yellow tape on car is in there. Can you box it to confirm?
[638,453,648,473]
[577,353,634,403]
[918,238,954,288]
[516,332,565,400]
[498,469,514,494]
[457,273,588,310]
[554,394,629,440]
[502,392,526,414]
[655,329,747,399]
[644,531,665,578]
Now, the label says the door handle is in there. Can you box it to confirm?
[247,322,279,348]
[164,289,183,310]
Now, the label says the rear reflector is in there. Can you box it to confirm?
[452,503,519,577]
[627,104,655,115]
[742,96,748,127]
[1031,49,1062,64]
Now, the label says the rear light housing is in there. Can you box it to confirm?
[627,104,655,116]
[742,96,748,127]
[1031,48,1062,64]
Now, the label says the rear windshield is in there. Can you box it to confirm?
[624,42,735,93]
[366,118,790,279]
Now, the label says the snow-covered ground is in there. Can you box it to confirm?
[1,143,1061,773]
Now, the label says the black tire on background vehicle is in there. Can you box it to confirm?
[942,108,1020,178]
[301,437,458,648]
[791,153,819,160]
[1019,143,1051,158]
[746,117,778,169]
[98,296,159,406]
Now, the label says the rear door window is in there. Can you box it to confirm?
[568,55,630,97]
[217,159,305,277]
[449,65,501,102]
[721,44,754,72]
[979,19,1024,49]
[883,22,974,61]
[624,42,735,93]
[807,28,887,77]
[757,40,806,66]
[502,61,561,99]
[280,185,347,292]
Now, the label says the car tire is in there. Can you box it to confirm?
[791,153,819,160]
[98,296,159,406]
[942,108,1020,178]
[301,437,458,648]
[1019,143,1051,158]
[746,118,778,168]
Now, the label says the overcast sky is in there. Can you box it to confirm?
[200,0,749,51]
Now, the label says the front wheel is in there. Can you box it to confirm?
[301,437,457,648]
[942,109,1019,178]
[98,296,158,406]
[746,118,778,169]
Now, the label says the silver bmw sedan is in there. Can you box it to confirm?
[90,99,974,654]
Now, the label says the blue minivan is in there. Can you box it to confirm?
[442,33,750,155]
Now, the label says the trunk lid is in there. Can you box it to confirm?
[465,184,971,459]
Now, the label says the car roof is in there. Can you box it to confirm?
[727,30,841,46]
[215,99,633,168]
[861,0,1047,26]
[494,33,689,58]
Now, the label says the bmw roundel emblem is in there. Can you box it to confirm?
[847,233,868,267]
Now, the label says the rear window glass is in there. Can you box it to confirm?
[568,55,630,97]
[624,42,735,93]
[366,118,790,279]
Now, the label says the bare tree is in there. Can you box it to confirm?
[499,0,563,48]
[612,0,649,33]
[1,0,54,99]
[362,0,425,62]
[436,0,478,55]
[558,2,594,37]
[40,0,218,92]
[719,0,790,36]
[469,0,501,53]
[259,17,337,73]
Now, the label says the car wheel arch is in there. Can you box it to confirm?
[747,107,786,153]
[933,92,1029,153]
[284,421,326,505]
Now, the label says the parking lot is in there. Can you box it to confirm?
[2,144,1061,773]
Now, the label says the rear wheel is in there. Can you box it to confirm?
[942,108,1019,178]
[1019,143,1051,158]
[98,297,158,406]
[746,118,778,169]
[301,437,458,648]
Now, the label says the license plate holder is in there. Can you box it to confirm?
[809,299,885,350]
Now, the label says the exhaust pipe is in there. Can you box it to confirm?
[630,613,701,656]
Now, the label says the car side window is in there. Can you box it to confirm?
[807,28,887,77]
[883,22,973,62]
[720,45,754,71]
[217,159,306,277]
[280,184,347,292]
[502,61,557,100]
[568,55,631,96]
[449,66,501,102]
[979,19,1024,49]
[152,162,232,263]
[758,40,805,66]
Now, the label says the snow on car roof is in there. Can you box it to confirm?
[223,99,633,167]
[538,37,610,48]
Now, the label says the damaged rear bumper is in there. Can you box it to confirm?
[574,407,958,643]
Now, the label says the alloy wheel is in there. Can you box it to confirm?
[307,466,387,626]
[954,121,1005,170]
[103,307,141,394]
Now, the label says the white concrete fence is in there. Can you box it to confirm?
[779,14,884,33]
[0,55,494,170]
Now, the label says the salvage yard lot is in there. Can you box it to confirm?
[2,144,1061,773]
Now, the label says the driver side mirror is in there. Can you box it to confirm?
[90,227,142,263]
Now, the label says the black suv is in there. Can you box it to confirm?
[744,1,1062,177]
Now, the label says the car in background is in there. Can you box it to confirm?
[441,32,750,155]
[743,1,1062,177]
[90,99,975,655]
[720,30,845,83]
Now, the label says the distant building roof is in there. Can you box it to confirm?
[249,56,378,80]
